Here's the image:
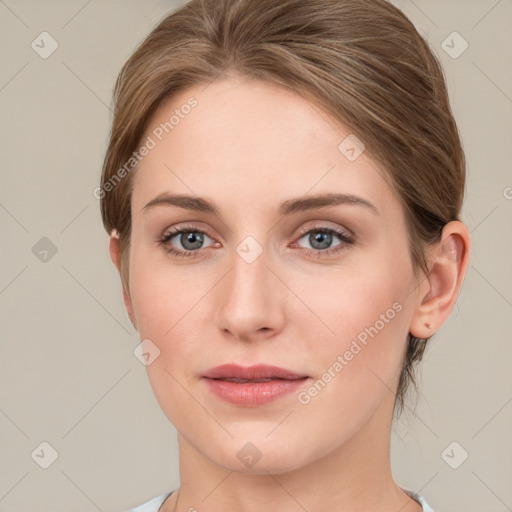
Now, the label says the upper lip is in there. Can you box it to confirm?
[202,364,308,381]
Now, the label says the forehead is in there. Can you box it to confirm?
[131,76,399,220]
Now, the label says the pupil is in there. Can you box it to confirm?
[182,232,203,250]
[311,231,331,250]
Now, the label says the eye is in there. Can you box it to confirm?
[159,224,216,258]
[158,223,354,259]
[292,225,354,257]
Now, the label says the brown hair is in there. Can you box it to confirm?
[100,0,466,413]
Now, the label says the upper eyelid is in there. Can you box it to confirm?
[162,223,352,247]
[163,221,349,236]
[295,222,352,236]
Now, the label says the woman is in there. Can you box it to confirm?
[99,0,470,510]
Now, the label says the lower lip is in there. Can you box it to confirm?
[204,377,309,406]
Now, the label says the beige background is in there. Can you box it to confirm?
[1,1,511,511]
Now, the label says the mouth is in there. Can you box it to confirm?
[202,364,310,406]
[202,363,308,380]
[216,377,299,383]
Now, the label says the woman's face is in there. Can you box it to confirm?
[122,75,424,473]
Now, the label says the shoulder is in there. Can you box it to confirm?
[402,488,436,512]
[123,489,436,512]
[121,491,174,512]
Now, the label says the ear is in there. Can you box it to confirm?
[109,232,137,330]
[409,220,470,339]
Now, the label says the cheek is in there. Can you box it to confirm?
[127,246,217,366]
[290,248,410,343]
[286,250,412,394]
[317,275,407,377]
[127,250,210,425]
[130,272,199,340]
[128,237,193,332]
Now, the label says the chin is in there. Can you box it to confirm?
[198,432,321,475]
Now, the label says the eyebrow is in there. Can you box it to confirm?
[142,192,379,217]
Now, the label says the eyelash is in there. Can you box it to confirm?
[158,223,354,259]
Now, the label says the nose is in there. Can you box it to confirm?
[214,241,287,343]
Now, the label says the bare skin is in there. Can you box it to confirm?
[109,74,470,512]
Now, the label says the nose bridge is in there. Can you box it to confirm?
[215,233,284,339]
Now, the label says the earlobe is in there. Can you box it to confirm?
[409,221,470,339]
[109,232,137,330]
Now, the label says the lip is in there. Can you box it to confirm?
[202,364,309,407]
[203,364,307,380]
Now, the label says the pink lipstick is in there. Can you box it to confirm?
[202,364,309,406]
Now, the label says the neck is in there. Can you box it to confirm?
[163,396,421,512]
